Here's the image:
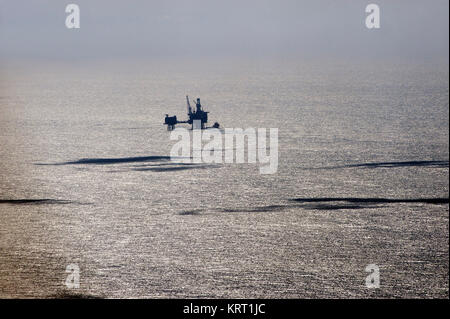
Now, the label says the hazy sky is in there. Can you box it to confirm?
[0,0,448,62]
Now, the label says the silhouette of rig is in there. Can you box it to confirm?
[164,96,219,130]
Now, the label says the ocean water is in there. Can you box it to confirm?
[0,59,448,298]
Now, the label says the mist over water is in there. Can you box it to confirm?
[0,58,448,298]
[1,0,448,62]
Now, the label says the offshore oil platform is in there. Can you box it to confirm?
[164,96,219,130]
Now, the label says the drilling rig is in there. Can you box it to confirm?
[164,96,219,130]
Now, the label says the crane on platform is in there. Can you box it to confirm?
[164,95,220,130]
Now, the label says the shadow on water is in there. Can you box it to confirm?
[177,205,289,215]
[178,209,203,215]
[50,291,103,299]
[305,160,449,170]
[290,197,449,204]
[36,155,173,165]
[218,205,289,213]
[35,155,221,172]
[182,197,449,215]
[0,199,73,205]
[291,197,448,211]
[301,204,382,210]
[216,202,386,212]
[134,164,219,172]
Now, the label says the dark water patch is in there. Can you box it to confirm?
[135,166,196,172]
[218,205,288,213]
[61,155,171,165]
[216,203,378,213]
[0,199,73,205]
[178,209,203,215]
[133,162,200,168]
[182,197,449,215]
[301,204,382,210]
[50,291,103,299]
[134,164,219,172]
[306,160,449,170]
[291,197,449,205]
[36,155,177,165]
[342,160,449,169]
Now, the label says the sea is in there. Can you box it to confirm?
[0,58,448,298]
